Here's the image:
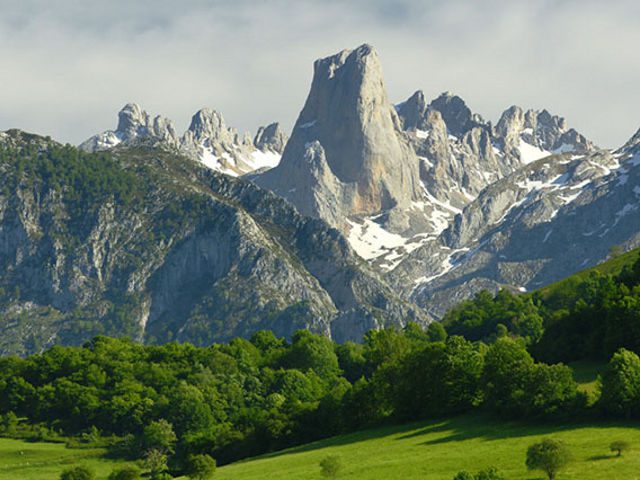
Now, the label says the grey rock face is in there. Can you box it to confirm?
[394,90,597,234]
[496,106,594,158]
[257,44,424,230]
[0,131,429,355]
[254,122,288,153]
[180,108,262,176]
[80,103,180,152]
[396,90,429,131]
[618,127,640,156]
[390,129,640,318]
[428,92,486,138]
[80,105,285,176]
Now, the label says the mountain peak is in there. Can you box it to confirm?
[428,92,479,137]
[187,108,229,142]
[254,122,288,154]
[116,103,146,131]
[257,44,422,226]
[396,90,428,131]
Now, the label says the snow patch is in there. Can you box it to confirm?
[518,139,551,164]
[346,218,409,260]
[248,150,281,170]
[198,146,238,177]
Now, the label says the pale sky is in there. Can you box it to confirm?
[0,0,638,148]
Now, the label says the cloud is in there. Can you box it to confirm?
[0,0,637,147]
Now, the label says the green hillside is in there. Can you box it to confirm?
[3,414,639,480]
[217,414,640,480]
[0,437,136,480]
[536,247,640,306]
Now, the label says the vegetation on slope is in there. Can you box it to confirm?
[443,248,640,363]
[217,414,640,480]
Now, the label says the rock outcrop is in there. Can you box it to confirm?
[254,122,288,154]
[389,128,640,318]
[80,105,286,176]
[79,103,180,152]
[256,44,424,231]
[0,130,428,355]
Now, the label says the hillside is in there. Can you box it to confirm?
[217,414,640,479]
[537,246,640,304]
[0,130,427,355]
[0,437,136,480]
[3,413,639,479]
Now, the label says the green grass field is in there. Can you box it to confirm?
[1,415,639,479]
[0,438,136,480]
[217,415,640,480]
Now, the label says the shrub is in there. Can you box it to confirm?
[60,465,96,480]
[108,465,142,480]
[525,438,571,480]
[454,467,504,480]
[610,440,631,457]
[186,453,217,479]
[319,454,342,478]
[599,349,640,418]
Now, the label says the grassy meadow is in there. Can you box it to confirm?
[218,415,640,480]
[0,438,136,480]
[0,414,638,479]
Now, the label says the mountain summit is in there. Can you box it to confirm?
[80,104,287,176]
[256,44,423,229]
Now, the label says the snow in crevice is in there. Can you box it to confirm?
[418,156,434,169]
[553,143,575,154]
[412,240,487,292]
[298,120,317,129]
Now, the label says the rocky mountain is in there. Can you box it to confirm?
[256,44,427,236]
[390,129,640,318]
[80,104,287,177]
[2,42,638,355]
[249,44,600,275]
[0,129,427,355]
[247,43,638,319]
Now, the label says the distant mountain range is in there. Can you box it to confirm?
[0,43,638,354]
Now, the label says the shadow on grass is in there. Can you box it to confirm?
[587,454,614,461]
[249,413,640,462]
[401,414,628,447]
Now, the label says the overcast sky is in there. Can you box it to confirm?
[0,0,638,148]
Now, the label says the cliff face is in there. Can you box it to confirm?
[0,130,429,355]
[256,45,423,230]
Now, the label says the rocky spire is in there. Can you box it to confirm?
[79,103,179,152]
[254,122,288,153]
[428,92,483,137]
[256,44,423,228]
[396,90,428,131]
[185,108,235,144]
[496,105,594,156]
